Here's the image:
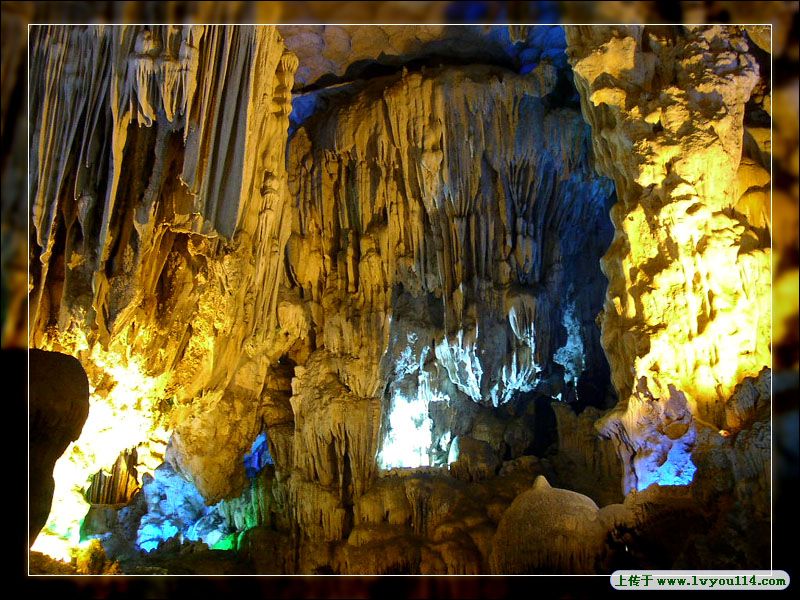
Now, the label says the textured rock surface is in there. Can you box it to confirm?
[566,25,772,493]
[280,24,570,90]
[16,20,777,574]
[27,25,298,552]
[491,476,606,573]
[551,403,623,506]
[276,62,617,553]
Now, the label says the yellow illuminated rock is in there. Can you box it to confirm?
[566,25,771,492]
[16,19,778,574]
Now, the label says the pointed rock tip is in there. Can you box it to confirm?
[533,475,551,490]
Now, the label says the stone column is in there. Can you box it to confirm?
[566,25,771,493]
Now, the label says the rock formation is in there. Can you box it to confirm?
[27,24,299,557]
[491,476,606,573]
[281,61,617,547]
[15,20,775,574]
[566,25,772,494]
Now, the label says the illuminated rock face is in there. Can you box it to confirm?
[27,24,299,556]
[565,25,771,493]
[491,476,606,573]
[286,64,616,481]
[23,22,773,574]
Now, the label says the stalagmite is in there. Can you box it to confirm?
[490,476,606,573]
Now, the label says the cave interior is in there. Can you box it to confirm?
[22,22,773,575]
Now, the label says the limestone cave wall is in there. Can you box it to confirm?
[566,25,771,494]
[15,21,776,574]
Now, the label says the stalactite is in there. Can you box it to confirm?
[286,63,615,504]
[27,25,299,558]
[86,450,140,505]
[20,19,779,575]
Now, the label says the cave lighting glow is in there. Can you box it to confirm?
[211,533,237,551]
[636,440,697,491]
[435,329,484,402]
[553,301,585,387]
[378,389,435,469]
[135,430,276,554]
[138,521,179,552]
[32,335,168,562]
[244,431,273,479]
[380,313,545,467]
[436,323,542,408]
[446,436,461,465]
[379,337,452,469]
[488,302,543,406]
[136,462,225,553]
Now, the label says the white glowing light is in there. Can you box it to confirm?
[489,346,541,407]
[447,436,460,465]
[435,329,483,401]
[437,431,451,455]
[379,339,450,469]
[29,534,73,564]
[378,390,434,469]
[380,308,545,466]
[553,301,585,388]
[395,333,420,377]
[488,304,543,406]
